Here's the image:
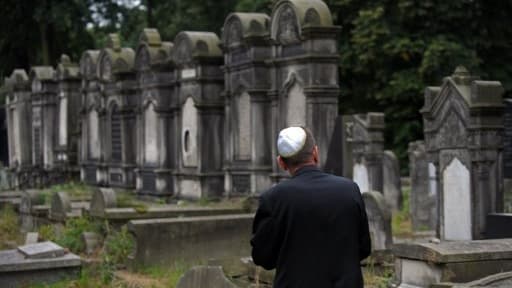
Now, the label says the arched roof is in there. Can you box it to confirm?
[79,50,100,80]
[134,28,173,70]
[270,0,334,43]
[171,31,222,65]
[222,13,270,47]
[97,34,135,79]
[56,54,80,80]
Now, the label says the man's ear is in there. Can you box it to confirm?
[277,156,288,171]
[312,145,319,164]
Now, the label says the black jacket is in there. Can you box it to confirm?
[251,165,371,288]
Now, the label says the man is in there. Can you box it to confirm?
[251,126,371,288]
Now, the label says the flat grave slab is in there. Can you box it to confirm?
[18,241,65,259]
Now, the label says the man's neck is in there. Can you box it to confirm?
[289,161,317,176]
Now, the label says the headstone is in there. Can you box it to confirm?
[49,191,71,221]
[54,55,81,180]
[135,28,175,197]
[20,189,46,232]
[408,141,436,231]
[127,214,253,267]
[17,241,65,259]
[223,13,273,196]
[79,50,101,185]
[25,232,39,245]
[177,266,238,288]
[90,187,117,217]
[4,69,33,189]
[382,150,402,211]
[173,31,225,200]
[344,113,385,193]
[421,67,505,240]
[362,191,392,251]
[82,232,100,255]
[269,0,340,181]
[98,34,137,188]
[392,239,512,287]
[29,66,58,185]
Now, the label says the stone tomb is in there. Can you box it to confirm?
[408,140,437,231]
[4,69,33,188]
[0,242,81,287]
[421,67,504,240]
[48,191,89,222]
[127,214,253,267]
[392,239,512,287]
[134,28,175,196]
[362,191,392,251]
[79,50,101,185]
[54,55,81,177]
[19,189,50,232]
[97,34,137,188]
[343,113,385,193]
[172,31,225,199]
[29,66,58,185]
[89,187,244,225]
[383,150,402,211]
[268,0,340,180]
[222,13,273,196]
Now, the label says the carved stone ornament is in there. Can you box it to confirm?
[101,56,112,81]
[277,6,300,45]
[227,19,242,47]
[136,47,150,71]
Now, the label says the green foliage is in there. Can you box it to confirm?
[392,186,412,238]
[100,224,134,283]
[141,261,190,288]
[0,204,20,248]
[54,217,103,254]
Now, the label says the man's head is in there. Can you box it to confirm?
[277,126,319,175]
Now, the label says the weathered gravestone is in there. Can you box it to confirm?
[134,28,175,197]
[19,189,50,232]
[268,0,340,181]
[79,50,101,185]
[392,239,512,287]
[49,191,89,222]
[127,214,254,267]
[222,13,273,196]
[0,242,81,287]
[173,31,225,200]
[54,54,81,179]
[30,66,58,185]
[177,266,238,288]
[408,140,437,231]
[421,67,505,240]
[89,187,117,217]
[97,34,137,188]
[5,69,33,188]
[383,150,402,211]
[25,232,39,245]
[362,191,392,251]
[343,113,385,193]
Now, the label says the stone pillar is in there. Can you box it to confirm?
[29,66,58,186]
[268,0,340,181]
[4,70,32,188]
[134,28,175,197]
[55,55,81,180]
[172,31,225,200]
[408,140,436,231]
[344,113,385,193]
[79,50,101,185]
[421,67,504,240]
[222,13,273,196]
[97,34,137,189]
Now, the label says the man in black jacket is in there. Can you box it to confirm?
[251,126,371,288]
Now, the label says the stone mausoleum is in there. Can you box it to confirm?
[4,0,402,202]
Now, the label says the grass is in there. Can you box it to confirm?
[391,186,413,238]
[0,204,22,249]
[139,262,190,288]
[39,181,93,204]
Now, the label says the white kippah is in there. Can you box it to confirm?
[277,127,307,158]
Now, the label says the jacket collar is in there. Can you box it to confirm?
[292,165,321,177]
